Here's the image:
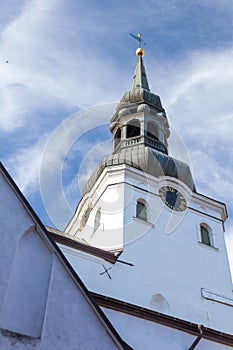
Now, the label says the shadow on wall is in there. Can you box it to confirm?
[150,293,169,313]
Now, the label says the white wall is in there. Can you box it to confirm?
[0,170,120,349]
[1,229,52,337]
[62,164,233,336]
[102,308,233,350]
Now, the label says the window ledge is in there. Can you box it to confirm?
[198,241,219,252]
[133,216,154,227]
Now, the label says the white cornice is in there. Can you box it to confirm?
[66,164,227,234]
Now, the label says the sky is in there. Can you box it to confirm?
[1,0,233,269]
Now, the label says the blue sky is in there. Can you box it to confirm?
[1,0,233,268]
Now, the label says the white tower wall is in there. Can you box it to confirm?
[64,164,233,335]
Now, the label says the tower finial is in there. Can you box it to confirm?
[129,33,145,57]
[129,33,145,47]
[136,47,145,57]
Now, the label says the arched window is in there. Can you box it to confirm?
[94,208,101,232]
[126,119,140,138]
[136,200,147,221]
[200,224,213,246]
[147,121,159,140]
[80,204,92,230]
[114,128,121,149]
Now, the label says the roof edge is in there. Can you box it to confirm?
[47,229,118,264]
[91,292,233,347]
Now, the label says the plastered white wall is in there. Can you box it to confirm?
[1,229,52,337]
[0,171,119,349]
[62,165,233,336]
[102,308,233,350]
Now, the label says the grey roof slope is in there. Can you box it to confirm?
[116,54,163,112]
[83,144,195,195]
[131,53,150,91]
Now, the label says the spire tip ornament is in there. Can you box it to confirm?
[136,47,145,56]
[129,33,145,56]
[129,32,145,45]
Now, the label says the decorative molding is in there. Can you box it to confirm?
[189,206,224,223]
[201,288,233,307]
[190,193,227,223]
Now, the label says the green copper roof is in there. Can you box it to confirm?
[131,55,150,91]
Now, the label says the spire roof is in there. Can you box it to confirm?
[131,50,150,91]
[114,47,164,117]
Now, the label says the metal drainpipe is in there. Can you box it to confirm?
[188,325,204,350]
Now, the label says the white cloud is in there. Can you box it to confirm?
[0,1,233,270]
[63,138,112,221]
[148,46,233,275]
[152,47,233,202]
[38,104,114,228]
[0,0,129,134]
[4,133,49,194]
[77,139,112,190]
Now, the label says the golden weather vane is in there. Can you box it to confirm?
[129,33,146,48]
[129,33,146,56]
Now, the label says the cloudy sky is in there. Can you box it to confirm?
[1,0,233,268]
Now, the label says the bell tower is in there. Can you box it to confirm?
[111,47,169,156]
[63,46,233,337]
[65,47,196,249]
